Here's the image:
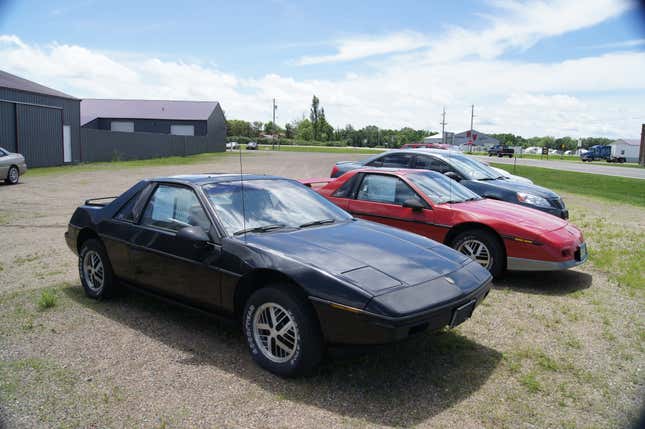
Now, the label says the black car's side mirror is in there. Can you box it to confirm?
[402,199,425,212]
[444,171,462,182]
[176,226,210,246]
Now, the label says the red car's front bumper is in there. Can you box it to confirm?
[505,225,587,271]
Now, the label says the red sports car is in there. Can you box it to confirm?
[301,169,587,277]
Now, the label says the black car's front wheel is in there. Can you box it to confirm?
[243,285,323,377]
[452,229,505,278]
[79,239,116,299]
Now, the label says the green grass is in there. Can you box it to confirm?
[570,210,645,291]
[520,372,542,393]
[256,144,385,154]
[490,163,645,207]
[37,289,58,310]
[27,151,235,177]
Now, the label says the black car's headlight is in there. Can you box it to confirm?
[517,192,551,208]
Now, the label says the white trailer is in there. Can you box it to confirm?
[611,139,640,163]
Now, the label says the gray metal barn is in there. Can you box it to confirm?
[0,70,80,167]
[80,99,226,162]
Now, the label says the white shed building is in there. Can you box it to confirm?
[611,139,640,163]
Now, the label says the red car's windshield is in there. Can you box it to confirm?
[407,172,481,204]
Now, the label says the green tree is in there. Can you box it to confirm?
[295,118,314,141]
[226,119,253,137]
[285,122,294,139]
[309,95,322,140]
[263,121,283,135]
[251,121,263,137]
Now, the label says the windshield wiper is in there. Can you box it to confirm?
[299,218,335,228]
[234,224,285,236]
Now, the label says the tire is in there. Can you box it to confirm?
[451,229,505,278]
[5,166,19,185]
[78,239,117,299]
[243,285,323,377]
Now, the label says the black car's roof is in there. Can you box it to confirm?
[150,173,286,185]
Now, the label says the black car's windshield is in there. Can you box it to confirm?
[202,179,352,235]
[407,172,482,204]
[442,155,501,180]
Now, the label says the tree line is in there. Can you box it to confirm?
[226,95,617,149]
[226,95,432,147]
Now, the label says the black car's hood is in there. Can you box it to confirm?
[244,220,480,294]
[475,178,560,199]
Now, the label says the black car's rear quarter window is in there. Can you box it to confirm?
[368,153,413,168]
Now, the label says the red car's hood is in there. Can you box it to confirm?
[451,198,568,232]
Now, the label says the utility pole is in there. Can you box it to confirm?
[469,104,475,153]
[638,124,645,167]
[440,107,447,145]
[272,98,278,150]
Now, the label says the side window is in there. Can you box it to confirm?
[114,193,140,222]
[356,174,424,205]
[332,174,359,198]
[141,185,210,232]
[0,149,6,157]
[114,183,155,223]
[414,156,451,173]
[366,153,413,168]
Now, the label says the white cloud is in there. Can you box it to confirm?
[584,38,645,49]
[295,0,634,65]
[1,33,644,138]
[296,32,429,65]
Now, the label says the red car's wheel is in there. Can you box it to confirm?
[452,229,505,278]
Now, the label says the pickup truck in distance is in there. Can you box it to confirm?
[488,145,514,158]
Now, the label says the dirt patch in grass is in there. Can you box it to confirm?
[0,151,643,427]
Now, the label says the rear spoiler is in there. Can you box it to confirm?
[84,196,118,207]
[298,177,336,188]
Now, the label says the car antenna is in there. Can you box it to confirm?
[239,143,247,243]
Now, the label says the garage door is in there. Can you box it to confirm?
[16,104,63,168]
[0,101,17,153]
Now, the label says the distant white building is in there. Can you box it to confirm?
[423,130,498,149]
[611,139,640,163]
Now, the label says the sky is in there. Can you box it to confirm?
[0,0,644,138]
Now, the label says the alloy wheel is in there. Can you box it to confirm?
[8,167,18,183]
[82,250,105,292]
[253,302,299,363]
[457,239,492,269]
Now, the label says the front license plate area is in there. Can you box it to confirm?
[576,242,587,261]
[450,299,476,328]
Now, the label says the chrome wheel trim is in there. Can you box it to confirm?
[82,250,105,292]
[457,239,492,269]
[8,167,18,183]
[252,302,299,363]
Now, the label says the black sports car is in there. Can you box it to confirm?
[65,174,491,376]
[331,149,569,219]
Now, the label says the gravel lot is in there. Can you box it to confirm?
[0,151,643,428]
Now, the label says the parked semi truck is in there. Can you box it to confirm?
[580,145,626,163]
[488,145,514,157]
